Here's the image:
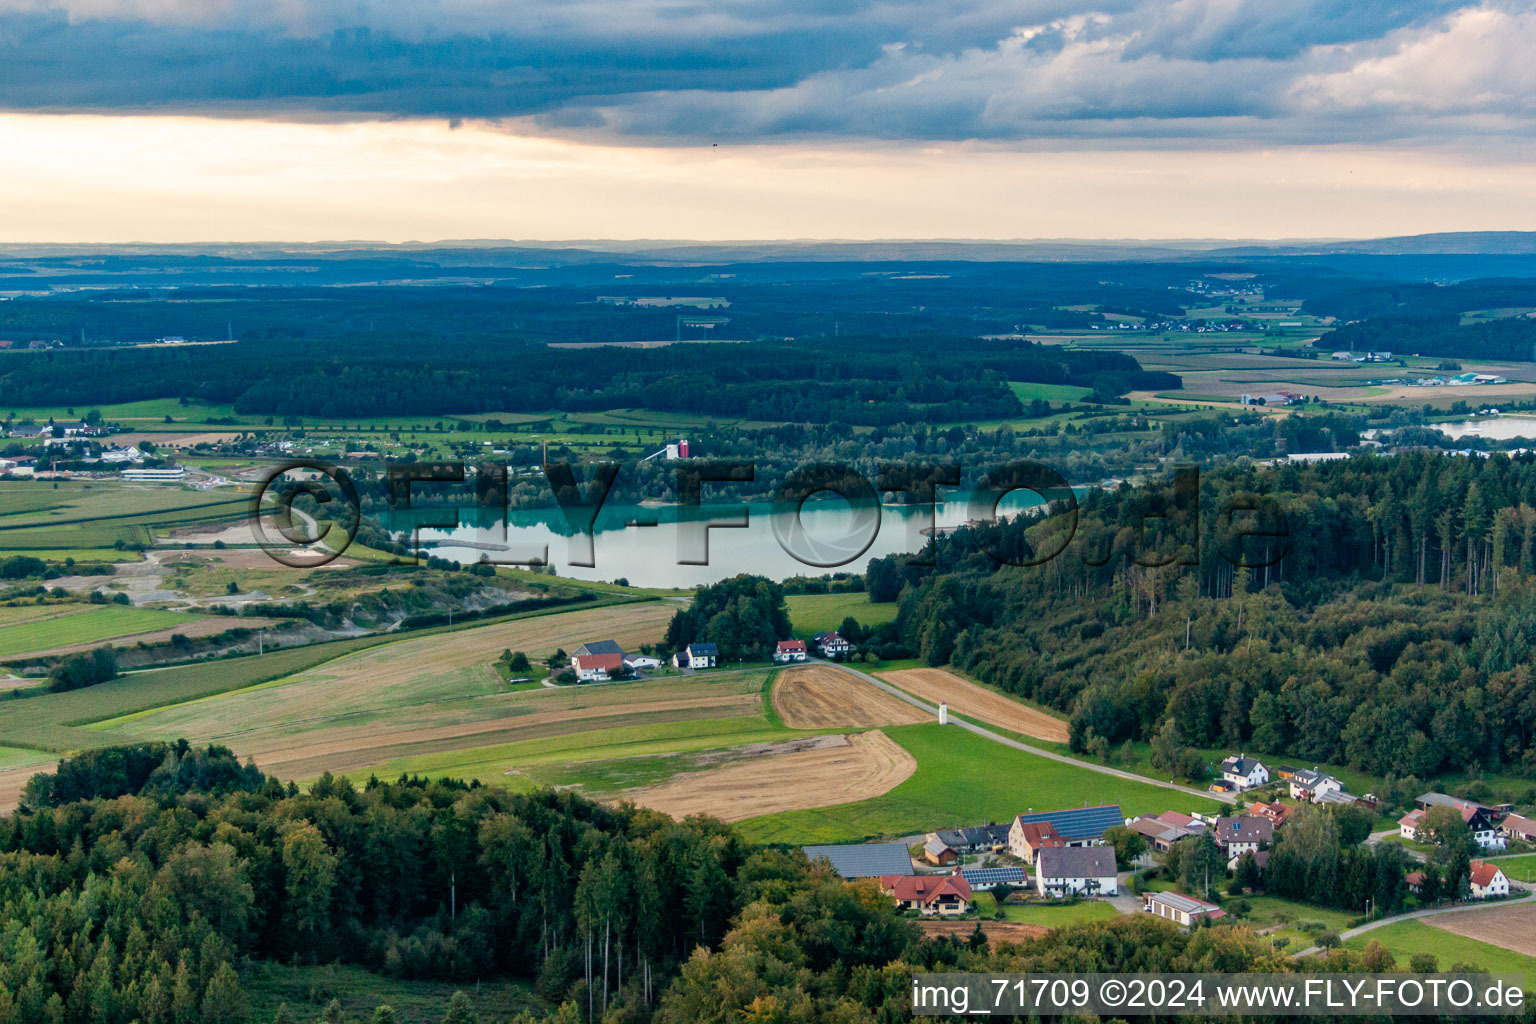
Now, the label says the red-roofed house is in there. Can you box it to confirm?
[879,873,973,916]
[1009,820,1066,864]
[1405,871,1426,894]
[571,640,626,682]
[774,639,807,663]
[1250,801,1294,827]
[1469,861,1509,899]
[1399,808,1426,841]
[1500,813,1536,843]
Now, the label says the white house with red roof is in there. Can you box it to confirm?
[571,640,626,682]
[1501,813,1536,843]
[774,639,807,663]
[1469,860,1509,899]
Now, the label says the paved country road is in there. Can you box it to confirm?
[1291,886,1536,957]
[1364,829,1429,863]
[816,658,1236,806]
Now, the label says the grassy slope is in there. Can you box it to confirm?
[786,593,898,637]
[737,722,1224,844]
[0,604,208,658]
[1493,855,1536,883]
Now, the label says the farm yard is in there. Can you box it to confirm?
[879,666,1071,744]
[772,664,930,729]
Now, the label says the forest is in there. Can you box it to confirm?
[0,743,1489,1024]
[0,329,1174,422]
[880,451,1536,784]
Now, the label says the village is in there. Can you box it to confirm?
[794,747,1536,947]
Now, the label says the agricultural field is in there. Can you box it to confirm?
[772,664,930,729]
[1343,920,1536,986]
[626,730,916,822]
[81,601,678,776]
[737,723,1224,844]
[0,603,210,658]
[1424,902,1536,957]
[879,667,1070,743]
[785,592,899,636]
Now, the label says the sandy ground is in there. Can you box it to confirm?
[772,664,931,730]
[622,729,916,822]
[1424,902,1536,956]
[918,919,1048,943]
[879,668,1071,744]
[7,615,279,660]
[0,758,56,811]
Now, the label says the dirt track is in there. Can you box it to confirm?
[1425,902,1536,955]
[623,729,916,822]
[773,664,930,729]
[880,668,1070,743]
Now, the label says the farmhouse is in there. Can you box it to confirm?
[1469,861,1510,899]
[1218,754,1269,791]
[1501,813,1536,843]
[1034,846,1117,897]
[1009,804,1124,853]
[879,873,972,916]
[773,639,807,663]
[1398,809,1426,841]
[813,631,853,657]
[933,824,1010,853]
[1405,870,1426,894]
[1008,820,1065,864]
[1143,891,1224,928]
[1288,769,1342,802]
[1416,793,1505,849]
[1213,815,1272,863]
[802,843,912,878]
[571,640,626,682]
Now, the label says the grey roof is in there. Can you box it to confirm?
[802,843,913,878]
[1014,805,1123,842]
[1418,792,1488,812]
[687,642,719,656]
[1036,845,1117,879]
[574,640,624,657]
[1214,815,1273,845]
[922,838,953,856]
[1221,755,1264,775]
[959,866,1028,887]
[1315,789,1357,805]
[1148,891,1219,914]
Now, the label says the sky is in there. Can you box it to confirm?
[1,0,1534,242]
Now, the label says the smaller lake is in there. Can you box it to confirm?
[1432,416,1536,441]
[387,491,1054,589]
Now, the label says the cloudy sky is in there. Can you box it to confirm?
[2,0,1534,241]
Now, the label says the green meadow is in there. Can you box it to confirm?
[737,722,1223,844]
[785,592,899,637]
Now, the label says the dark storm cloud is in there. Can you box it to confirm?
[0,0,1528,144]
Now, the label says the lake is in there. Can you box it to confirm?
[386,490,1051,588]
[1432,416,1536,441]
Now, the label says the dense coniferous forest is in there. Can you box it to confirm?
[0,743,1489,1024]
[881,451,1536,783]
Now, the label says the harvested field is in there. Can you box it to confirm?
[773,665,930,730]
[879,668,1070,743]
[918,919,1047,944]
[8,615,278,660]
[623,729,916,822]
[1425,902,1536,956]
[102,601,675,738]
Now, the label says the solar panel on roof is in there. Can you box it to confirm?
[958,867,1028,886]
[1013,804,1124,841]
[801,843,913,878]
